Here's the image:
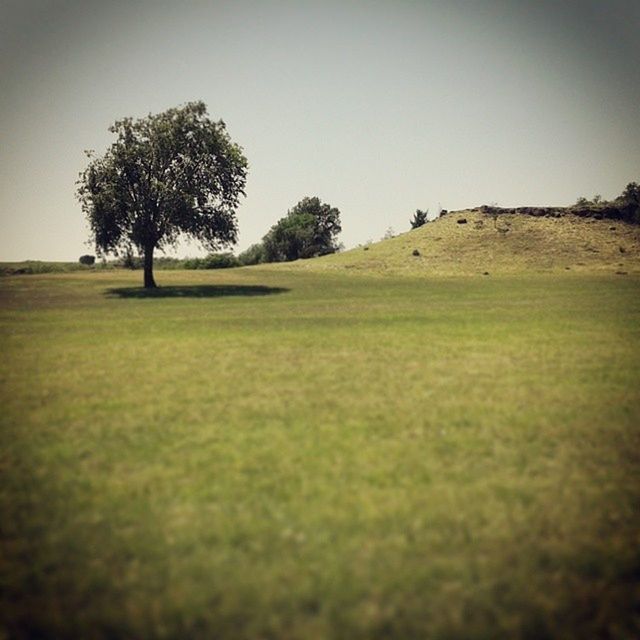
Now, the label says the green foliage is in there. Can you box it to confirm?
[182,252,240,269]
[616,181,640,207]
[262,196,341,262]
[410,208,428,229]
[77,101,248,287]
[238,243,266,265]
[615,182,640,224]
[574,181,639,223]
[151,257,187,270]
[78,254,95,265]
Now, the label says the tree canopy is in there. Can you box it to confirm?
[617,182,640,207]
[260,197,342,263]
[77,101,248,287]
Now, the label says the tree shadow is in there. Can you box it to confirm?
[106,285,290,299]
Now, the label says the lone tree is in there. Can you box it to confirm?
[77,101,248,288]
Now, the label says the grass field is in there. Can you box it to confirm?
[1,267,639,639]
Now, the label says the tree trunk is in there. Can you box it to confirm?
[143,244,156,289]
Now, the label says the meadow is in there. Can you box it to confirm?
[1,267,639,639]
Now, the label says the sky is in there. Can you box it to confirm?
[1,0,639,261]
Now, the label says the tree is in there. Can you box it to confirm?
[616,181,640,224]
[617,181,640,207]
[77,101,248,288]
[410,209,428,229]
[78,254,95,265]
[262,197,341,262]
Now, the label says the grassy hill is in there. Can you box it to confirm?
[288,209,640,276]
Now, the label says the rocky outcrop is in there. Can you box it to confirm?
[471,204,639,224]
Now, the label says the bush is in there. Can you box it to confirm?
[238,243,265,265]
[574,181,639,224]
[410,209,428,229]
[153,257,186,270]
[79,254,95,265]
[183,253,240,269]
[616,182,639,207]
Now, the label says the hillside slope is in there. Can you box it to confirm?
[284,209,640,276]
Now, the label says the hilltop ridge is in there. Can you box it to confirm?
[473,202,639,224]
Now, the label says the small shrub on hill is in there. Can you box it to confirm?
[410,209,428,229]
[79,255,95,265]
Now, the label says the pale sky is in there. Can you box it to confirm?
[1,0,639,261]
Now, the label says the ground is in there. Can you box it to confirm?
[1,264,639,639]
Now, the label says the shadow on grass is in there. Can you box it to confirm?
[106,285,290,299]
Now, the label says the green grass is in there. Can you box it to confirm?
[1,268,639,639]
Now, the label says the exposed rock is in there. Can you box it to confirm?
[477,203,638,224]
